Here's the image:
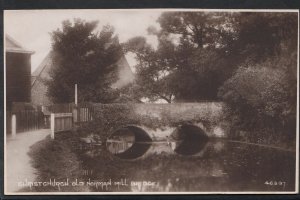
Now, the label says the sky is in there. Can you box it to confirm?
[4,9,163,72]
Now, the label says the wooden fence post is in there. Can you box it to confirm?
[73,107,78,123]
[50,113,55,139]
[75,84,78,105]
[12,114,16,138]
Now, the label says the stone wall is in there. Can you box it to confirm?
[133,102,223,121]
[91,102,228,139]
[131,102,226,138]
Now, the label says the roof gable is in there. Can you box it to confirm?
[31,51,54,87]
[32,51,134,89]
[5,35,34,54]
[111,55,135,88]
[32,51,54,77]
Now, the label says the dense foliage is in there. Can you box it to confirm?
[125,12,298,145]
[47,19,122,103]
[218,13,297,144]
[125,12,238,102]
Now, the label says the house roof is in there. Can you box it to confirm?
[32,50,135,88]
[5,35,34,54]
[31,51,54,87]
[111,55,135,88]
[32,51,53,77]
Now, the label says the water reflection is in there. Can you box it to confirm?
[106,126,152,160]
[107,127,135,154]
[107,124,210,159]
[171,125,209,156]
[80,129,295,192]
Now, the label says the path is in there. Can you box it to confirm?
[5,129,50,194]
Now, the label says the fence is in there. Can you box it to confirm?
[74,104,94,123]
[7,110,45,135]
[47,103,74,113]
[50,113,73,139]
[6,110,12,134]
[6,103,94,138]
[46,103,94,123]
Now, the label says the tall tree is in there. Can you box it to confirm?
[47,19,122,103]
[126,12,236,102]
[125,11,297,144]
[218,12,298,140]
[124,36,177,103]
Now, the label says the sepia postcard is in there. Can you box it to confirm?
[3,8,299,195]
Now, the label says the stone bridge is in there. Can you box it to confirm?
[101,102,227,142]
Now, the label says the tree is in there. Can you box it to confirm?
[125,12,237,102]
[123,11,297,146]
[218,12,298,141]
[47,19,123,103]
[124,36,177,103]
[228,12,297,63]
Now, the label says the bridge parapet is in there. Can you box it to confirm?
[92,102,228,139]
[133,102,224,121]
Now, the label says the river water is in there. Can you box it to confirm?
[77,137,296,192]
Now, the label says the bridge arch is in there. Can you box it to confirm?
[106,125,152,160]
[170,124,209,155]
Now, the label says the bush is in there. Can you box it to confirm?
[76,104,136,142]
[218,57,296,148]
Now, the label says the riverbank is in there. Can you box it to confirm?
[226,139,296,152]
[25,132,90,192]
[27,131,296,192]
[226,132,296,152]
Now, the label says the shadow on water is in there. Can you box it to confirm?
[107,124,209,159]
[80,128,295,192]
[171,124,209,156]
[100,125,295,192]
[106,126,152,160]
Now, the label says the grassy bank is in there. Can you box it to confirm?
[24,132,89,192]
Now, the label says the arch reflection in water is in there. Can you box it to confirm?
[171,124,209,156]
[106,126,152,160]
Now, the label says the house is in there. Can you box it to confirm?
[31,51,55,106]
[111,55,135,89]
[5,35,34,110]
[31,51,134,106]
